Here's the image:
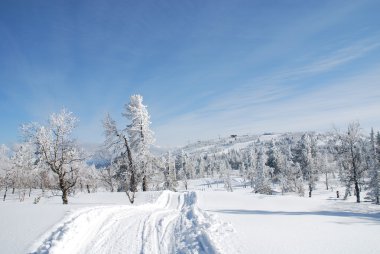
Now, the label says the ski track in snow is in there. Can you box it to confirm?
[29,191,231,254]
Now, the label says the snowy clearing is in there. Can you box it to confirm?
[1,179,380,254]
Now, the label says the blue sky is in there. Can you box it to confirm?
[1,0,380,147]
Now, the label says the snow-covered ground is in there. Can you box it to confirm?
[1,179,380,254]
[0,191,161,254]
[196,180,380,254]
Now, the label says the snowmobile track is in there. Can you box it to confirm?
[29,191,225,254]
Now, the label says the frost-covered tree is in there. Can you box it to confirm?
[176,150,189,190]
[266,139,281,179]
[292,162,305,196]
[334,122,366,203]
[276,148,293,194]
[124,94,155,191]
[77,163,99,193]
[103,113,137,203]
[99,164,117,192]
[254,146,272,194]
[11,142,39,200]
[195,155,205,178]
[23,109,84,204]
[243,148,256,188]
[293,134,318,197]
[367,129,380,204]
[222,158,233,192]
[163,151,177,191]
[0,144,12,201]
[317,150,334,190]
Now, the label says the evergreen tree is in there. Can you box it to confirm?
[163,151,177,191]
[124,94,155,191]
[219,155,233,192]
[266,139,280,179]
[254,146,272,194]
[367,128,380,204]
[245,148,256,188]
[293,133,318,197]
[0,145,12,201]
[176,150,188,190]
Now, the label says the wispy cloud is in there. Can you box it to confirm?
[154,38,380,146]
[276,39,380,80]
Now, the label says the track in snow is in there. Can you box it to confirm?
[29,191,226,254]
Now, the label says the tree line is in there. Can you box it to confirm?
[0,94,379,205]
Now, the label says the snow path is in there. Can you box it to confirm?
[29,191,230,254]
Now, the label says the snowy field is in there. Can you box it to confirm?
[1,179,380,254]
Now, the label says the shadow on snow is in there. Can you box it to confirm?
[209,209,380,224]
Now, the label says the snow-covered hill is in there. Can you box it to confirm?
[177,132,311,155]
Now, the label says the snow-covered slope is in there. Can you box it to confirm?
[178,132,304,155]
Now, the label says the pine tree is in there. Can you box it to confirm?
[293,162,305,196]
[367,128,380,204]
[0,145,12,201]
[196,155,205,178]
[318,150,333,190]
[245,148,256,188]
[293,133,318,197]
[266,139,280,179]
[163,151,177,191]
[254,146,272,194]
[219,156,233,192]
[176,150,188,190]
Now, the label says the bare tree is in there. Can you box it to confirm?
[23,109,84,204]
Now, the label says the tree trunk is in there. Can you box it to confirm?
[325,173,329,190]
[59,175,68,204]
[62,189,68,204]
[142,175,147,191]
[3,186,8,201]
[129,171,137,193]
[308,183,312,198]
[86,184,90,193]
[126,191,135,204]
[354,180,360,203]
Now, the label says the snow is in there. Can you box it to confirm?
[196,181,380,254]
[27,191,229,254]
[1,180,380,254]
[0,191,160,254]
